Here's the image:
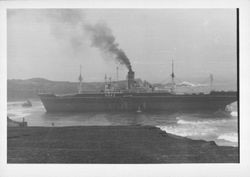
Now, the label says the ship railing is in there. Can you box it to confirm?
[104,90,122,97]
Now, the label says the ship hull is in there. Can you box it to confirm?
[39,92,237,113]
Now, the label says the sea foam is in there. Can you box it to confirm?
[217,133,238,143]
[157,115,238,146]
[231,111,238,117]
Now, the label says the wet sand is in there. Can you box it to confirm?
[7,126,238,163]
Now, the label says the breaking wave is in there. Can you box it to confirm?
[231,111,238,117]
[7,101,25,107]
[8,108,32,119]
[217,133,238,143]
[176,119,228,126]
[158,114,238,146]
[7,101,44,120]
[158,124,216,137]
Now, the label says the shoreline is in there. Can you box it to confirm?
[8,125,239,163]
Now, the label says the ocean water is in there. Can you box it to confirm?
[7,100,238,147]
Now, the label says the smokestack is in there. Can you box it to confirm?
[127,68,135,90]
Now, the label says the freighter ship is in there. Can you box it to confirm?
[39,63,237,113]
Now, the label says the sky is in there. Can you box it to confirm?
[7,9,237,89]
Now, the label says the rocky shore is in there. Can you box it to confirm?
[7,126,239,163]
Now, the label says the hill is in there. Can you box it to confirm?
[7,78,131,101]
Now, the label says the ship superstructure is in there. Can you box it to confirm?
[39,63,237,113]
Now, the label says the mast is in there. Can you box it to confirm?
[209,73,213,93]
[109,77,112,85]
[116,66,119,82]
[78,65,83,94]
[170,59,175,93]
[104,74,107,83]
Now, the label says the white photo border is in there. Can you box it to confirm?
[1,0,250,177]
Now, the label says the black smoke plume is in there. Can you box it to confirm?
[84,23,132,71]
[35,10,132,70]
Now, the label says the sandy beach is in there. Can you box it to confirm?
[7,126,238,163]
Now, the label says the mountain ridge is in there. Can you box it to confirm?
[7,78,132,101]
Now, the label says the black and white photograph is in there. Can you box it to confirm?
[6,8,239,163]
[1,0,250,176]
